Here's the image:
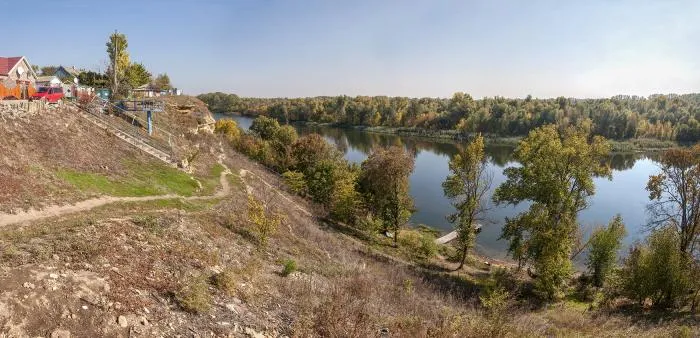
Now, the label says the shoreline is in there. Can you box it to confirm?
[219,112,678,153]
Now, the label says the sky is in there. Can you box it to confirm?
[1,0,699,98]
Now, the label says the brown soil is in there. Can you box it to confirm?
[0,96,696,337]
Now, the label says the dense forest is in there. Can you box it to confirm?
[199,92,700,143]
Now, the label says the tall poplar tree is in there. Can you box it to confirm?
[442,134,491,270]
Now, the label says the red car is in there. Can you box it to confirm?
[32,87,64,103]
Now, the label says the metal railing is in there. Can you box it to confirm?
[118,100,165,112]
[73,96,175,160]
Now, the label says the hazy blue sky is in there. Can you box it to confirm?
[2,0,698,98]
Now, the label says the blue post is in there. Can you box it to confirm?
[147,110,153,135]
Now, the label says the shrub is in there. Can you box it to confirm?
[282,170,307,195]
[247,195,283,247]
[398,230,437,261]
[131,215,165,235]
[617,226,690,308]
[212,269,237,295]
[214,119,240,141]
[356,214,383,234]
[587,215,626,287]
[281,259,297,276]
[176,276,212,314]
[479,286,510,336]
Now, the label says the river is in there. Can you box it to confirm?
[216,113,660,260]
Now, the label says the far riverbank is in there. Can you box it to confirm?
[219,112,677,153]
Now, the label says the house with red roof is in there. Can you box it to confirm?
[0,56,38,100]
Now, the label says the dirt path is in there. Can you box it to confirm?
[0,163,234,228]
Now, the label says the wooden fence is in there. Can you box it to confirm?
[0,83,36,100]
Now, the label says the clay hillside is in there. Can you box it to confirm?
[0,96,695,337]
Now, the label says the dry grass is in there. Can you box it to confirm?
[176,276,212,314]
[212,268,237,296]
[0,100,697,336]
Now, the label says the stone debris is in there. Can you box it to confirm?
[244,327,266,338]
[22,282,35,289]
[0,100,53,119]
[117,315,128,328]
[50,328,71,338]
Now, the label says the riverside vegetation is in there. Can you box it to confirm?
[214,113,700,329]
[199,92,700,149]
[1,93,696,335]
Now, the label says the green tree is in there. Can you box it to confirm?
[197,92,242,114]
[250,116,281,140]
[124,62,152,89]
[106,32,130,98]
[78,71,109,88]
[494,125,611,300]
[152,73,172,91]
[305,159,339,205]
[329,164,362,224]
[282,171,307,195]
[442,134,491,270]
[359,146,415,246]
[587,215,626,287]
[39,66,58,76]
[271,125,298,172]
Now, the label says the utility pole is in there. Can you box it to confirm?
[112,29,118,100]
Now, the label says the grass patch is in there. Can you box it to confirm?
[396,229,438,262]
[281,259,297,276]
[176,276,212,314]
[57,161,199,197]
[197,163,226,195]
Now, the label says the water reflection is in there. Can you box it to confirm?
[297,122,652,171]
[218,114,660,259]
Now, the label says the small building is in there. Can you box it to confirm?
[132,84,160,98]
[131,85,182,98]
[63,83,94,100]
[54,66,81,83]
[36,75,62,88]
[0,56,38,100]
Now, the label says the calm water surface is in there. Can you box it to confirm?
[217,114,660,260]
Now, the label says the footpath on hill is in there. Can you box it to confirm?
[0,160,233,227]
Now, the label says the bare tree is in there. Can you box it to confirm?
[647,145,700,255]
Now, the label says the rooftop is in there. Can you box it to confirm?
[0,57,23,76]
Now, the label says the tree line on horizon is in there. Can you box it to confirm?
[199,92,700,143]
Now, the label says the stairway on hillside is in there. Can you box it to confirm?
[69,101,177,167]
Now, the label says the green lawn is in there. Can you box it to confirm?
[57,162,200,197]
[197,163,226,195]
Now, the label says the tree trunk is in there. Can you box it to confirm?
[456,246,468,271]
[393,228,398,247]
